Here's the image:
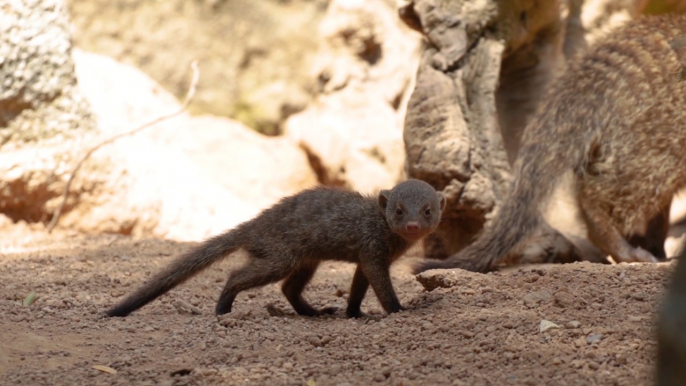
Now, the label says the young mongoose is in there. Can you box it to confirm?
[107,179,445,318]
[656,248,686,386]
[415,15,686,274]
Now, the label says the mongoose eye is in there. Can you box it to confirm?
[424,208,432,217]
[395,208,403,216]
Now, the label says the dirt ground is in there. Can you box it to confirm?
[0,223,673,386]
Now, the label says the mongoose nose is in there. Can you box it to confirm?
[406,222,420,233]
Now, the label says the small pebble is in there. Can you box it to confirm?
[539,320,560,333]
[307,336,322,348]
[586,333,604,344]
[630,292,646,301]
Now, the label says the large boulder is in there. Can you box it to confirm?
[66,0,328,135]
[284,0,422,193]
[66,50,318,241]
[0,2,319,242]
[0,0,96,146]
[0,0,97,224]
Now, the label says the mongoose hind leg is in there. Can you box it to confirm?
[346,266,370,318]
[580,195,658,263]
[282,262,337,317]
[359,257,404,315]
[215,260,290,315]
[628,201,670,261]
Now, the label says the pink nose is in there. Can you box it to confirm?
[406,222,420,233]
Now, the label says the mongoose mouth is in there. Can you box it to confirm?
[398,229,428,240]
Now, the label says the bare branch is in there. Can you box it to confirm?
[47,60,200,233]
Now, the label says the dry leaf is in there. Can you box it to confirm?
[92,365,117,374]
[23,291,36,306]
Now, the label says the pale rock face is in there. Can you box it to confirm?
[70,50,318,241]
[0,0,96,227]
[67,0,328,134]
[285,0,422,194]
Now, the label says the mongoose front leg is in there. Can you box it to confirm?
[359,258,404,315]
[282,263,337,316]
[580,196,658,263]
[346,266,370,318]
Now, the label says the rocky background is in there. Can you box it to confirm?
[4,1,686,385]
[1,0,686,246]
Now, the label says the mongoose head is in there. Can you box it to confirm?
[379,179,446,241]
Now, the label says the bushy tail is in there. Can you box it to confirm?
[414,149,568,274]
[414,194,541,273]
[106,231,241,317]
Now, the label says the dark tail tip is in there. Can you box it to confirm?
[105,305,132,318]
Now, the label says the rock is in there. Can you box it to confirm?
[54,50,317,241]
[284,0,422,193]
[566,320,582,329]
[554,291,575,308]
[415,270,457,291]
[68,0,328,133]
[539,320,560,333]
[285,92,405,193]
[0,0,97,224]
[523,291,552,308]
[630,292,647,301]
[0,0,96,145]
[173,300,201,315]
[307,336,323,348]
[586,333,604,344]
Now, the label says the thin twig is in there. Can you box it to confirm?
[47,60,200,233]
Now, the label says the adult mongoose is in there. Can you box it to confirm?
[415,15,686,274]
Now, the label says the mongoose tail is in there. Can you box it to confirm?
[413,178,543,274]
[106,231,240,317]
[416,14,686,273]
[413,100,576,274]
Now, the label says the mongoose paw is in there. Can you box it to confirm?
[215,306,232,316]
[345,309,369,319]
[316,306,339,316]
[388,304,406,314]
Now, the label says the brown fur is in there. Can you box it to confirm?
[107,179,445,318]
[415,15,686,274]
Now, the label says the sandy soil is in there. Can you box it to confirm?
[0,224,672,386]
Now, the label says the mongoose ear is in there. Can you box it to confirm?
[378,190,390,210]
[437,192,447,212]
